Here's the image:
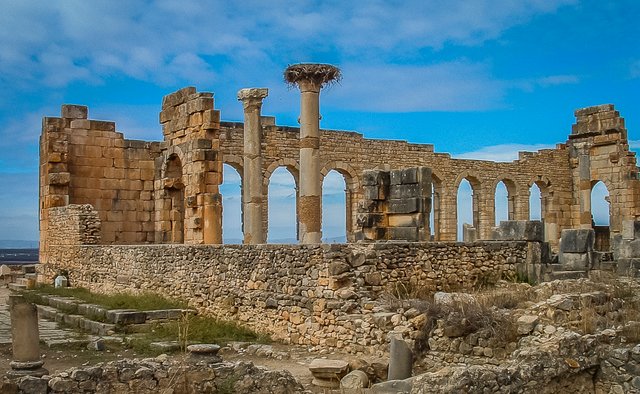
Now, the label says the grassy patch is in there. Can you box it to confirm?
[26,285,188,311]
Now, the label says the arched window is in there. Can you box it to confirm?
[457,179,474,241]
[591,181,610,226]
[322,170,347,243]
[529,183,542,220]
[221,164,242,244]
[267,167,298,243]
[495,181,509,226]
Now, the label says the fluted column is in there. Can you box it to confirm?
[238,88,268,244]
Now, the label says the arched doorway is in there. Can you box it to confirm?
[267,167,298,243]
[221,164,242,244]
[322,170,347,243]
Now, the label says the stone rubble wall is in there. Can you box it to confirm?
[41,235,532,354]
[3,357,304,394]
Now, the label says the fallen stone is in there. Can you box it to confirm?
[341,370,369,389]
[187,344,220,355]
[371,378,414,393]
[517,315,539,335]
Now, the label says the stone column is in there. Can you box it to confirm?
[578,148,593,229]
[388,336,413,380]
[7,295,48,378]
[238,88,269,244]
[284,64,341,244]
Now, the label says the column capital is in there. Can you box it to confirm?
[237,88,269,108]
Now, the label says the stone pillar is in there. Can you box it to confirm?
[7,295,48,378]
[388,336,413,380]
[578,148,592,229]
[203,193,222,244]
[284,64,341,244]
[238,88,269,244]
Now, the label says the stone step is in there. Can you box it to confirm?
[7,283,26,291]
[36,304,117,336]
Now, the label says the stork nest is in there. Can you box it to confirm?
[284,63,341,88]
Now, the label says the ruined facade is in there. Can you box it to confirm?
[39,84,639,255]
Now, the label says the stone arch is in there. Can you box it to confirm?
[264,159,299,189]
[491,176,517,224]
[160,145,187,179]
[431,170,444,241]
[454,172,482,241]
[220,162,243,244]
[590,179,611,251]
[264,159,299,243]
[527,175,555,242]
[160,151,185,243]
[320,161,360,242]
[222,154,244,175]
[320,161,360,191]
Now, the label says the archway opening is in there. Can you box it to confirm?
[591,181,610,226]
[267,167,298,243]
[495,181,509,226]
[164,154,184,243]
[591,180,610,251]
[322,170,347,243]
[457,178,476,241]
[529,183,542,220]
[221,164,242,244]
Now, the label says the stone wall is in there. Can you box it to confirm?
[3,358,304,394]
[40,207,537,353]
[41,85,640,251]
[40,105,160,250]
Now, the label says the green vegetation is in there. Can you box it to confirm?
[25,285,188,311]
[128,314,268,356]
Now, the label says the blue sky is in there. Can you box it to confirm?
[0,0,638,242]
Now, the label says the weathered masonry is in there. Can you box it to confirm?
[39,84,640,254]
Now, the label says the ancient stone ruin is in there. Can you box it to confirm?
[31,63,640,392]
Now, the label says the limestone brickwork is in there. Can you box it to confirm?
[39,84,640,252]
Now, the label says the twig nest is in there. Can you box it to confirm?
[284,63,341,88]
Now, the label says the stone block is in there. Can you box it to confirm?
[388,226,418,241]
[390,169,402,185]
[106,310,147,325]
[388,213,423,227]
[558,252,591,270]
[62,105,88,119]
[48,172,71,186]
[463,224,477,242]
[364,185,387,201]
[560,229,594,253]
[400,167,418,184]
[362,170,390,186]
[389,184,420,199]
[356,213,384,228]
[517,315,539,335]
[622,220,640,240]
[362,227,386,241]
[388,198,420,214]
[492,220,543,242]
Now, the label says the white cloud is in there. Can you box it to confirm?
[0,0,577,92]
[328,62,505,112]
[454,143,556,162]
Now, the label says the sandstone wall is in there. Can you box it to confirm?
[40,207,535,353]
[218,120,573,247]
[39,105,160,250]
